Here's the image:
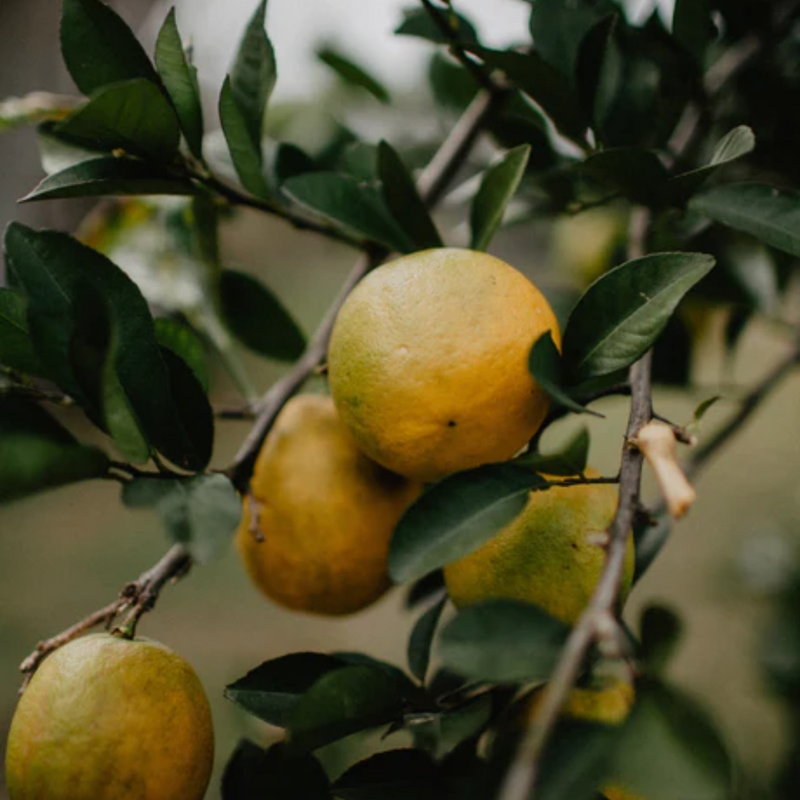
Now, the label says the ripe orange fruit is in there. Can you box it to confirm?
[443,472,634,624]
[236,394,421,615]
[327,248,560,482]
[5,633,213,800]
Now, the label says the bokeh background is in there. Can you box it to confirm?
[2,1,799,798]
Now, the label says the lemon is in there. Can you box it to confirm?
[444,472,634,624]
[5,633,213,800]
[327,248,560,482]
[236,394,421,615]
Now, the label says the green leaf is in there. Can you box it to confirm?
[470,145,530,251]
[692,395,722,426]
[222,740,329,800]
[317,46,391,104]
[332,750,444,800]
[672,0,713,62]
[219,269,306,361]
[668,126,756,205]
[639,604,683,675]
[407,594,447,683]
[287,665,406,752]
[61,0,160,96]
[219,77,271,199]
[377,141,442,250]
[414,694,493,759]
[439,599,570,683]
[122,473,240,564]
[102,358,150,462]
[155,8,204,160]
[528,332,602,416]
[0,397,109,504]
[283,172,412,251]
[274,143,317,185]
[0,289,42,375]
[405,570,446,610]
[54,79,181,162]
[154,318,209,392]
[514,426,590,476]
[562,252,716,382]
[21,157,195,202]
[575,13,618,134]
[388,464,545,584]
[579,148,669,206]
[224,653,347,726]
[395,7,479,45]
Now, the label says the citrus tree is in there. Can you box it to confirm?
[3,0,800,798]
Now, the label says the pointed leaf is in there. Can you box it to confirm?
[405,570,446,610]
[395,7,479,45]
[61,0,160,95]
[579,148,669,206]
[407,594,447,683]
[155,8,204,160]
[0,289,42,375]
[274,143,316,185]
[562,253,715,381]
[318,46,391,103]
[154,317,209,392]
[470,145,530,251]
[514,426,590,476]
[388,464,545,584]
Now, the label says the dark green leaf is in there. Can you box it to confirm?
[219,77,271,199]
[377,141,442,250]
[575,13,618,133]
[287,665,406,752]
[562,252,715,382]
[318,46,391,103]
[0,397,109,504]
[408,595,447,683]
[224,653,347,726]
[222,740,329,800]
[440,599,570,683]
[672,0,713,62]
[339,142,379,182]
[154,318,209,392]
[414,694,493,760]
[274,143,316,185]
[579,148,669,206]
[219,269,305,361]
[332,750,444,800]
[61,0,160,95]
[0,290,42,375]
[640,605,683,674]
[470,145,530,251]
[514,426,590,476]
[102,356,150,462]
[528,332,602,416]
[395,7,479,45]
[54,79,180,162]
[389,464,545,584]
[405,570,446,610]
[155,8,204,160]
[21,157,194,202]
[283,172,412,251]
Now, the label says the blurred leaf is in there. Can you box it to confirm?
[428,52,479,111]
[154,318,209,392]
[672,0,714,62]
[0,92,77,133]
[224,653,347,726]
[579,148,669,206]
[287,665,406,752]
[332,749,444,800]
[562,252,715,382]
[339,141,379,182]
[690,183,800,258]
[377,141,442,250]
[576,13,618,133]
[415,694,493,760]
[0,289,42,375]
[222,740,329,800]
[389,464,545,583]
[219,269,305,361]
[0,397,109,504]
[692,395,722,426]
[395,7,479,45]
[470,144,530,251]
[514,426,590,476]
[405,570,446,610]
[21,157,194,202]
[317,46,391,103]
[668,127,755,205]
[55,79,180,162]
[61,0,160,96]
[274,142,316,185]
[155,8,204,160]
[640,605,683,674]
[440,599,570,683]
[408,595,447,683]
[283,172,412,251]
[652,313,692,388]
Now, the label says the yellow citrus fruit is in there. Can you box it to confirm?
[236,394,421,615]
[443,471,634,624]
[327,248,561,482]
[5,633,213,800]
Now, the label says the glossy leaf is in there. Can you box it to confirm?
[155,8,204,159]
[580,148,669,206]
[0,397,109,504]
[154,318,209,392]
[219,269,305,361]
[318,46,390,103]
[0,289,42,375]
[470,145,530,251]
[224,653,347,726]
[283,172,412,251]
[389,464,545,583]
[562,253,715,381]
[408,594,447,683]
[21,157,194,202]
[332,750,443,800]
[395,7,479,45]
[440,599,570,683]
[60,0,160,95]
[514,426,590,476]
[377,141,442,250]
[54,79,181,162]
